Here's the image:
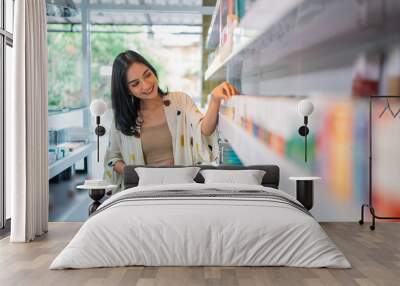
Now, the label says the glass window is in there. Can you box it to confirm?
[48,24,83,111]
[90,23,202,106]
[5,0,13,33]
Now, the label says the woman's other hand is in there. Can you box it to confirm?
[113,160,126,175]
[211,81,240,103]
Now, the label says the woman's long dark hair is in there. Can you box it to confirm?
[111,50,168,137]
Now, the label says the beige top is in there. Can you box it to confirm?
[141,122,174,166]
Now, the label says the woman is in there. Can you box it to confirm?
[103,50,239,192]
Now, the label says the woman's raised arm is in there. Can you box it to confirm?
[201,81,239,136]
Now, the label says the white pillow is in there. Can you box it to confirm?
[135,167,200,186]
[200,169,266,185]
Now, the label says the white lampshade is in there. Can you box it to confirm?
[90,99,107,116]
[297,99,314,116]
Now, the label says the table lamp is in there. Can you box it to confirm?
[90,99,107,162]
[297,99,314,162]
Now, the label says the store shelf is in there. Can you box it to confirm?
[218,113,311,176]
[204,54,226,80]
[48,106,88,117]
[205,0,400,81]
[49,142,96,179]
[205,0,302,80]
[205,0,222,49]
[204,30,256,80]
[218,113,265,164]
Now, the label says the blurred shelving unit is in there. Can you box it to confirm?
[205,0,400,82]
[205,0,400,221]
[49,142,96,179]
[204,0,400,209]
[206,0,400,152]
[218,113,310,175]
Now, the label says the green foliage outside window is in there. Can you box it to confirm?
[90,29,165,105]
[48,25,83,110]
[48,24,166,110]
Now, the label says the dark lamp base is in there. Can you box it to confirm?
[296,181,314,210]
[88,189,105,215]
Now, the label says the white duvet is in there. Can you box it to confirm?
[50,183,351,269]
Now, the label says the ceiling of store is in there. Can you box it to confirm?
[46,0,211,26]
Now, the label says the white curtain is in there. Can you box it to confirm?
[9,0,49,242]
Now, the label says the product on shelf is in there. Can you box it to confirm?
[351,52,381,97]
[385,47,400,96]
[235,0,246,20]
[227,15,239,57]
[218,0,239,61]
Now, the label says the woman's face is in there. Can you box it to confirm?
[126,62,158,100]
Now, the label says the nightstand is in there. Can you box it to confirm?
[77,184,117,215]
[289,177,321,210]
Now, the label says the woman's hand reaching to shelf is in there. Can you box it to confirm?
[201,81,240,136]
[210,81,240,103]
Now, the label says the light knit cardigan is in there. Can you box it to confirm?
[103,92,219,193]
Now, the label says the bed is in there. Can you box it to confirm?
[50,165,351,269]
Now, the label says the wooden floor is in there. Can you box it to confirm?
[0,222,399,286]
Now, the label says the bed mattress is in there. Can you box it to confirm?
[50,183,351,269]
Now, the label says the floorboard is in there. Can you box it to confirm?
[0,222,398,286]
